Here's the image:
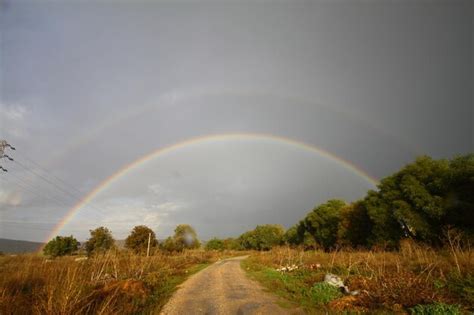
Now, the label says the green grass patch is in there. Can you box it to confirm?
[309,282,343,304]
[242,257,342,314]
[409,303,462,315]
[446,272,474,307]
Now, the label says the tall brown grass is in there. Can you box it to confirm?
[0,250,232,314]
[248,240,473,313]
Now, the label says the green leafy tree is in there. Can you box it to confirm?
[286,154,473,249]
[173,224,200,250]
[85,226,115,255]
[283,225,300,246]
[222,237,242,250]
[125,225,158,254]
[160,236,178,252]
[356,155,474,247]
[238,230,257,250]
[337,202,373,247]
[302,199,346,250]
[282,223,316,249]
[43,235,79,257]
[239,224,285,250]
[205,238,225,251]
[443,154,474,236]
[362,188,403,248]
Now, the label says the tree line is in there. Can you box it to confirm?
[286,154,474,250]
[44,154,473,256]
[43,224,200,257]
[209,154,473,251]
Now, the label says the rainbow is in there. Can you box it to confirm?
[47,87,418,168]
[40,133,379,250]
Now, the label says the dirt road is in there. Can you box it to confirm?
[160,256,303,315]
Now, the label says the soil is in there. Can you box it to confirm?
[160,256,304,315]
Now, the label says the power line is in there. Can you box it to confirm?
[13,158,108,215]
[13,150,88,197]
[0,158,78,209]
[1,139,110,219]
[0,175,72,210]
[14,159,87,202]
[1,139,84,209]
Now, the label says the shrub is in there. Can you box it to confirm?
[309,282,343,304]
[85,226,115,255]
[302,199,346,250]
[447,273,474,306]
[173,224,200,250]
[238,224,285,250]
[160,237,178,252]
[43,235,79,257]
[409,303,461,315]
[205,238,225,251]
[125,225,158,254]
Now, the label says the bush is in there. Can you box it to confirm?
[205,238,225,251]
[409,303,461,315]
[238,224,285,250]
[125,225,158,254]
[160,237,178,252]
[447,273,474,306]
[85,226,115,255]
[173,224,200,250]
[309,282,343,304]
[43,235,79,257]
[302,199,346,250]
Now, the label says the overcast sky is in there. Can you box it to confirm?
[0,0,472,242]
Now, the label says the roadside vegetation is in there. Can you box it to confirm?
[0,250,236,314]
[243,242,473,314]
[237,154,474,313]
[1,154,472,314]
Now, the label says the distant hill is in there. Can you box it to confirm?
[0,238,44,254]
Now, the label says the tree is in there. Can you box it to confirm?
[205,238,225,251]
[337,202,373,247]
[43,235,79,257]
[85,226,115,255]
[283,225,300,246]
[362,188,403,248]
[173,224,200,251]
[283,224,317,249]
[160,236,178,252]
[353,154,474,247]
[125,225,158,254]
[302,199,346,250]
[443,154,474,237]
[238,224,285,250]
[286,154,474,249]
[222,237,242,250]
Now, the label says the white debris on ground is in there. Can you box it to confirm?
[276,263,322,272]
[276,264,299,272]
[74,256,88,262]
[324,273,359,296]
[307,263,321,270]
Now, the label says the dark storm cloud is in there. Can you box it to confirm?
[0,0,472,241]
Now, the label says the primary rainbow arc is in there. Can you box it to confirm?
[41,133,379,250]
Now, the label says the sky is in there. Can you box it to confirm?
[0,0,472,242]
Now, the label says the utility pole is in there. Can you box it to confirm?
[0,140,15,172]
[147,232,152,257]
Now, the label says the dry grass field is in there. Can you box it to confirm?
[243,240,474,314]
[1,241,473,314]
[0,250,238,315]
